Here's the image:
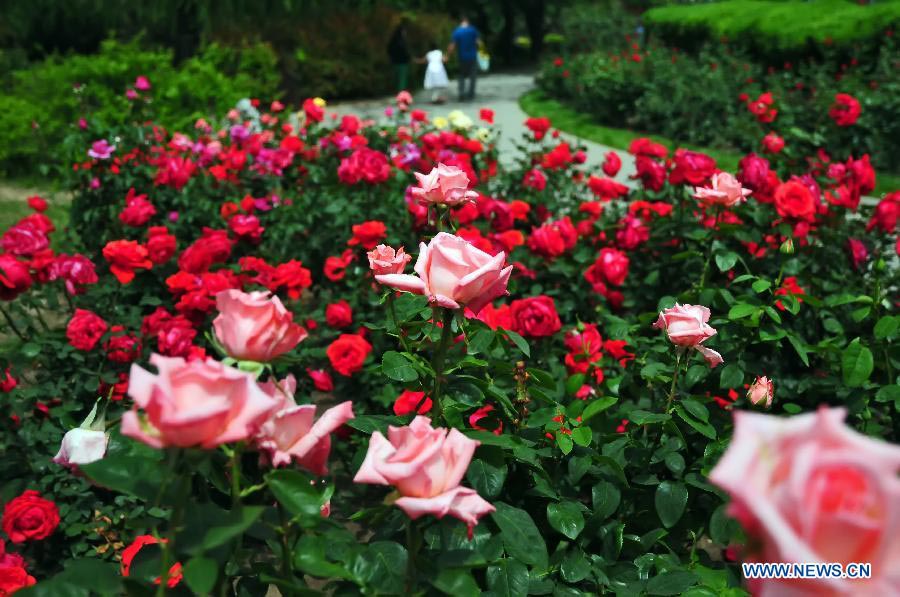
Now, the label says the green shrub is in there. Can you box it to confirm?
[0,38,281,177]
[644,0,900,60]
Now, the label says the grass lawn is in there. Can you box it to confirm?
[0,179,71,238]
[519,90,900,196]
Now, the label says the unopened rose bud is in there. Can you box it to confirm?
[780,238,794,254]
[53,428,108,468]
[747,376,774,408]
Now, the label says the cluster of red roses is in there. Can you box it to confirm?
[0,491,58,595]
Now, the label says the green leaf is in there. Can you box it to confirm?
[294,533,353,580]
[647,570,699,595]
[556,432,574,454]
[874,316,898,340]
[467,328,496,354]
[581,396,618,422]
[547,501,585,539]
[751,279,772,293]
[675,407,716,440]
[571,426,592,447]
[486,559,529,597]
[842,338,874,387]
[189,506,265,553]
[466,454,507,499]
[21,342,41,358]
[719,364,743,389]
[184,556,217,595]
[504,330,531,357]
[351,542,407,595]
[565,373,586,396]
[680,398,709,422]
[381,351,418,382]
[728,303,758,320]
[79,451,164,502]
[492,502,549,570]
[591,481,621,520]
[345,414,404,434]
[629,410,671,425]
[267,470,325,518]
[655,481,688,528]
[715,252,738,272]
[787,334,810,367]
[432,568,480,595]
[875,385,900,405]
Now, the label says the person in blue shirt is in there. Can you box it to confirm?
[447,16,479,101]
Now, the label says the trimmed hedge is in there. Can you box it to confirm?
[644,0,900,59]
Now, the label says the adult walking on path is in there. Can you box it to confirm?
[447,16,479,101]
[387,22,411,93]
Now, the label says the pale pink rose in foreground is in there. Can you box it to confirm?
[747,375,774,407]
[375,232,512,314]
[255,375,354,472]
[411,164,479,206]
[367,244,411,276]
[710,407,900,596]
[693,172,751,207]
[122,354,279,448]
[653,303,723,367]
[53,428,108,468]
[354,416,495,535]
[213,290,307,362]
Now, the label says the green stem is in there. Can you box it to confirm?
[430,308,456,423]
[666,351,683,413]
[405,519,421,594]
[0,305,26,340]
[156,450,189,597]
[278,503,295,585]
[230,443,243,510]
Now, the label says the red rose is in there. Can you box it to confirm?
[118,188,156,227]
[469,405,502,435]
[628,138,667,158]
[669,149,716,186]
[393,390,432,416]
[154,155,196,190]
[615,215,649,250]
[325,300,353,328]
[774,181,816,222]
[26,196,47,212]
[269,260,313,299]
[102,240,152,284]
[737,153,771,192]
[527,217,577,259]
[306,368,334,392]
[479,109,494,124]
[631,156,666,191]
[0,368,16,392]
[228,214,264,243]
[866,192,899,233]
[66,309,108,351]
[121,535,182,587]
[602,151,622,177]
[0,255,31,301]
[324,251,354,282]
[541,143,574,170]
[337,147,391,185]
[846,154,875,195]
[156,319,197,358]
[1,221,48,257]
[302,98,325,123]
[2,490,59,543]
[49,254,97,295]
[510,295,561,338]
[762,132,784,154]
[525,117,551,140]
[829,93,861,126]
[347,221,387,249]
[0,564,36,595]
[105,326,141,363]
[326,334,373,376]
[523,168,547,191]
[146,227,177,265]
[584,247,630,292]
[587,176,629,200]
[564,324,604,374]
[177,228,233,273]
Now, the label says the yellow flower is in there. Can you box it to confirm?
[313,97,327,108]
[476,127,491,142]
[433,116,449,130]
[447,110,473,129]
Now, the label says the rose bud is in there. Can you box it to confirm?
[747,376,774,408]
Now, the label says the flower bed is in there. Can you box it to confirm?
[0,83,898,595]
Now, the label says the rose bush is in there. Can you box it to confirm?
[0,80,896,596]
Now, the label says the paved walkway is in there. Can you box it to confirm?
[332,72,637,182]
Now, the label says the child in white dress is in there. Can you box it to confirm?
[421,43,449,103]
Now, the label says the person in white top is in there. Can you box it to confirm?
[418,42,449,104]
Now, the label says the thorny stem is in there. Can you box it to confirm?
[429,308,456,423]
[666,351,683,413]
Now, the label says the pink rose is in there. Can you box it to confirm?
[213,290,308,362]
[410,163,478,206]
[693,172,751,207]
[354,416,495,535]
[746,376,774,407]
[653,304,723,367]
[53,428,108,468]
[375,232,512,314]
[710,407,900,595]
[367,244,411,276]
[255,375,354,472]
[122,354,279,448]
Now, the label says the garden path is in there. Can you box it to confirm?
[332,72,638,184]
